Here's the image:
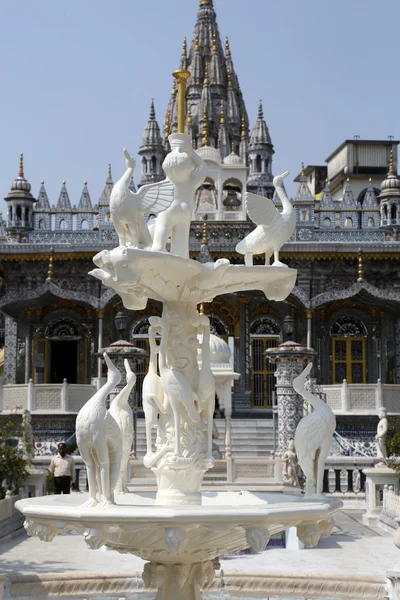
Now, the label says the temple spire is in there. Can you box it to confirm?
[19,152,24,177]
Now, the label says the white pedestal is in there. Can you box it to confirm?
[363,466,399,527]
[24,468,47,498]
[285,526,304,549]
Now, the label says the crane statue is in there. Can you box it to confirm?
[293,363,336,495]
[236,171,296,266]
[108,360,137,493]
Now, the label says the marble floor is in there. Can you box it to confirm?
[0,510,397,580]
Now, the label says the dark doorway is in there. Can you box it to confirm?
[50,341,78,383]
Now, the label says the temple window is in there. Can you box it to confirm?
[81,219,89,230]
[344,217,353,228]
[250,317,282,408]
[330,317,367,384]
[323,217,331,227]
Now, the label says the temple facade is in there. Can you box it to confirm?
[0,0,399,448]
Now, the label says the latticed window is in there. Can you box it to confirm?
[331,317,367,383]
[250,317,281,408]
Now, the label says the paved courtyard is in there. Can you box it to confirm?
[0,509,397,580]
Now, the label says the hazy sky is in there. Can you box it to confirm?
[0,0,398,214]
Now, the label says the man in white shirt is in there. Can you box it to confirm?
[48,443,76,494]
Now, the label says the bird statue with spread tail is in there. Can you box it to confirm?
[236,171,295,266]
[293,363,336,495]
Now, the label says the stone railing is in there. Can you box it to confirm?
[0,570,388,600]
[380,485,400,533]
[0,380,96,413]
[322,380,400,414]
[323,456,375,502]
[0,490,25,541]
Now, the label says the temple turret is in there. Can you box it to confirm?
[4,153,35,236]
[98,164,114,229]
[139,100,165,186]
[247,101,274,197]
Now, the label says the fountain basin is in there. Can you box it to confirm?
[16,491,341,561]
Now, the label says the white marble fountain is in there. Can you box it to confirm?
[16,70,341,600]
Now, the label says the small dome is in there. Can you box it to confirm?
[210,333,231,363]
[381,172,400,191]
[198,332,231,364]
[196,146,221,165]
[223,151,242,166]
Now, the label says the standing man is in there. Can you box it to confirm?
[48,443,76,494]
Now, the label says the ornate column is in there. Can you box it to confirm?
[238,297,250,393]
[97,310,104,381]
[266,341,317,453]
[24,310,32,383]
[4,315,18,384]
[395,318,400,384]
[306,311,313,349]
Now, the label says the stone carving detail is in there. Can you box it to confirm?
[24,519,60,542]
[236,171,295,266]
[4,315,17,384]
[108,360,136,493]
[297,523,321,548]
[76,353,122,507]
[282,439,300,486]
[376,407,388,466]
[294,363,336,495]
[18,410,35,464]
[245,527,270,552]
[142,560,215,600]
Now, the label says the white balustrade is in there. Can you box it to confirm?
[0,380,96,414]
[323,380,400,414]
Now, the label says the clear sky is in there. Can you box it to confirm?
[0,0,398,213]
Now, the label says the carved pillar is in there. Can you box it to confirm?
[24,310,32,384]
[306,311,313,350]
[238,297,250,393]
[97,310,104,380]
[266,341,317,453]
[395,318,400,384]
[4,315,18,384]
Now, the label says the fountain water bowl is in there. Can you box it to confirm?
[17,491,340,600]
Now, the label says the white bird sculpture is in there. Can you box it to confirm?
[293,363,336,495]
[76,353,122,507]
[110,149,174,248]
[236,171,295,266]
[108,359,136,493]
[142,321,167,458]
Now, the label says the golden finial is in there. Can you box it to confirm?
[199,303,205,316]
[357,248,364,281]
[41,180,44,185]
[108,163,112,179]
[369,177,372,184]
[182,36,187,57]
[172,69,191,134]
[389,148,394,172]
[301,162,305,177]
[187,103,192,125]
[204,62,209,85]
[84,180,87,185]
[220,101,225,125]
[241,112,247,138]
[231,139,235,154]
[19,152,24,177]
[202,105,209,147]
[325,178,329,183]
[225,36,231,57]
[212,30,217,52]
[62,180,66,185]
[227,66,232,88]
[195,33,200,51]
[47,247,54,280]
[346,177,350,183]
[202,217,208,244]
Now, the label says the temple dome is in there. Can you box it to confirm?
[223,151,242,166]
